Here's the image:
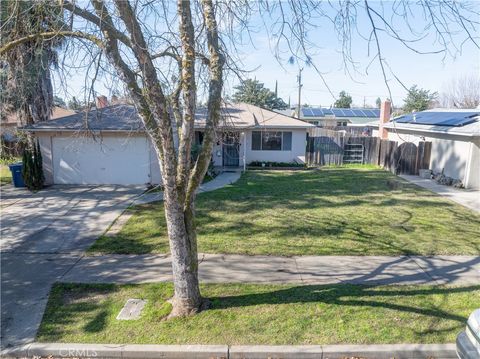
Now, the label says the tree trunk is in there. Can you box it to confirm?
[163,193,202,317]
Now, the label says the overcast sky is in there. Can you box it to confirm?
[53,1,480,109]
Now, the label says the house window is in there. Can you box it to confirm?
[282,132,292,150]
[251,131,292,151]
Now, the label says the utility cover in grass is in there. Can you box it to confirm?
[116,299,147,320]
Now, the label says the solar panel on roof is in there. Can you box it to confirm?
[394,112,479,127]
[349,109,363,117]
[331,109,344,117]
[303,107,382,118]
[302,108,314,117]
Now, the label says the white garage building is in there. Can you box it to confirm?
[24,102,312,185]
[371,109,480,189]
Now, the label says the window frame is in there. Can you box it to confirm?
[251,130,293,151]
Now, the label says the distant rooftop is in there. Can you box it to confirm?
[300,107,380,119]
[368,108,480,137]
[393,110,479,127]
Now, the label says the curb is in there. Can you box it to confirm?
[0,343,229,359]
[0,342,457,359]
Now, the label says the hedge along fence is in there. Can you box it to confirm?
[306,128,432,175]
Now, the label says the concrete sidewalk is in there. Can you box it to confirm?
[401,175,480,213]
[132,171,241,205]
[62,254,480,286]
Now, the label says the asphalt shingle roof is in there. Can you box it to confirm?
[23,103,313,132]
[22,105,144,132]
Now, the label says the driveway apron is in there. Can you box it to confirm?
[1,185,143,348]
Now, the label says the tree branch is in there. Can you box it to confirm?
[0,31,103,55]
[62,1,132,48]
[113,0,178,193]
[176,0,197,205]
[186,0,225,207]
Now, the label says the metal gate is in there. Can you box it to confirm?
[222,133,240,167]
[343,143,364,164]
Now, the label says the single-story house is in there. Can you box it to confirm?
[22,102,313,185]
[370,108,480,189]
[291,107,380,127]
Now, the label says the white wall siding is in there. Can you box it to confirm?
[384,129,477,188]
[149,142,162,184]
[465,139,480,190]
[429,137,470,184]
[244,128,307,164]
[37,134,54,185]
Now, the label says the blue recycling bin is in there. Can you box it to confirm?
[8,162,25,187]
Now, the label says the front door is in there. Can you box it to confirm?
[222,132,240,167]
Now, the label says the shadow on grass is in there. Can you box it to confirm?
[210,284,478,326]
[38,282,478,343]
[39,283,120,339]
[87,168,480,256]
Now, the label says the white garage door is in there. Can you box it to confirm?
[52,135,151,185]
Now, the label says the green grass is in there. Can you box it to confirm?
[37,282,480,344]
[89,166,480,256]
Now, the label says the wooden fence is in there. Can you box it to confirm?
[306,128,432,175]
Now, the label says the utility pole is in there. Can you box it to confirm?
[363,96,366,108]
[297,68,303,119]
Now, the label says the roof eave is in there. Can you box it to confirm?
[20,128,145,133]
[383,124,478,138]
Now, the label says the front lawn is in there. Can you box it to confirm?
[38,282,479,345]
[89,166,480,256]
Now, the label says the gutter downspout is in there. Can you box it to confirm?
[243,131,247,172]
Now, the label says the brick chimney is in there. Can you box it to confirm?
[96,95,108,109]
[378,100,391,139]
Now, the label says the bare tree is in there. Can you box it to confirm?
[1,0,478,318]
[440,75,480,109]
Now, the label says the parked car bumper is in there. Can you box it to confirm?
[456,331,478,359]
[456,308,480,359]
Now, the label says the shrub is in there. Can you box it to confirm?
[248,161,305,168]
[22,140,44,191]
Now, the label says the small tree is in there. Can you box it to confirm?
[375,97,382,108]
[68,96,81,111]
[403,85,438,112]
[334,91,352,108]
[22,140,44,191]
[53,95,66,108]
[232,79,287,110]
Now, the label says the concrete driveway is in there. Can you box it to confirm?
[1,185,143,348]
